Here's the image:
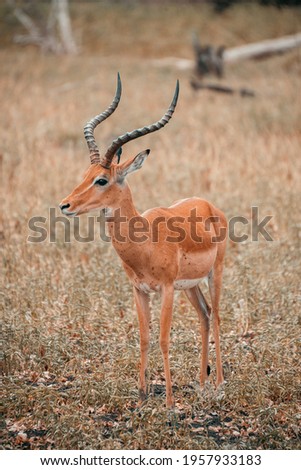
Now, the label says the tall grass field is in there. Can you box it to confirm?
[1,1,301,449]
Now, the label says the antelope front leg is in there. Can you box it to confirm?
[160,284,174,408]
[133,287,151,403]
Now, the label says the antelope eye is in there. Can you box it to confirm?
[95,178,108,186]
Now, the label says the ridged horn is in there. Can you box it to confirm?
[84,73,122,165]
[102,80,179,168]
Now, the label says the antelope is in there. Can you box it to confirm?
[60,74,227,407]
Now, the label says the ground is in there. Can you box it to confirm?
[1,1,301,450]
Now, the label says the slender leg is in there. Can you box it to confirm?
[160,284,174,407]
[185,285,211,386]
[133,286,151,402]
[208,264,224,386]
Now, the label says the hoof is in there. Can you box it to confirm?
[166,396,175,409]
[139,388,147,402]
[216,379,225,388]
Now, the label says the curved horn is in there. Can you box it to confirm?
[84,73,122,165]
[102,80,179,168]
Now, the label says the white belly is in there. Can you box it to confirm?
[174,278,204,290]
[138,277,205,294]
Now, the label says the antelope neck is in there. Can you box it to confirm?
[107,182,140,223]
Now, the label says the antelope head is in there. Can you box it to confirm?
[59,74,179,216]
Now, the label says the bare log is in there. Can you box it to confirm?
[151,57,194,70]
[224,33,301,63]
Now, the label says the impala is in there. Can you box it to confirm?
[60,74,227,407]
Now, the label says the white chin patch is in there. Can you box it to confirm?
[62,209,77,217]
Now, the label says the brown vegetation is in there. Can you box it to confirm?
[1,2,301,450]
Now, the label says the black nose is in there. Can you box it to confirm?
[60,203,70,211]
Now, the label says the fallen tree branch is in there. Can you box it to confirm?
[224,32,301,63]
[190,80,255,97]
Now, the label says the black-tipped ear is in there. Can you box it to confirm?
[131,149,150,171]
[117,149,150,180]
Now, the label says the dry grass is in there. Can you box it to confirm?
[1,2,301,450]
